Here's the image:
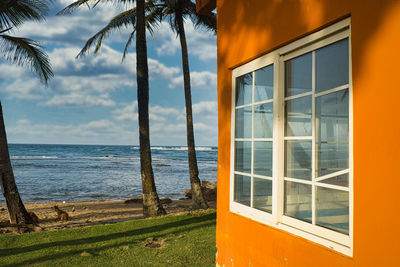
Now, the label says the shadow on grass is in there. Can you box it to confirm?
[0,212,216,266]
[2,219,215,267]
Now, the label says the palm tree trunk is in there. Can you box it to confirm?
[136,0,166,217]
[177,13,208,209]
[0,102,33,225]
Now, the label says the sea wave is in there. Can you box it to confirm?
[150,146,216,151]
[11,156,58,159]
[78,156,115,159]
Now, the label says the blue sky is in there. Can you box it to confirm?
[0,0,217,146]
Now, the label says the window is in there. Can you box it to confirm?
[230,18,352,255]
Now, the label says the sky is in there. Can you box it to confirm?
[0,0,217,146]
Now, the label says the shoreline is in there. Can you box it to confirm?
[0,199,216,234]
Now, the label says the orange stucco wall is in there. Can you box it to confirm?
[216,0,400,266]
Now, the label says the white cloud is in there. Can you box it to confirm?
[148,58,180,78]
[41,93,115,107]
[0,78,44,100]
[155,21,216,61]
[113,101,138,121]
[113,101,182,122]
[16,1,132,47]
[192,101,218,118]
[169,71,217,89]
[8,119,136,145]
[0,43,181,106]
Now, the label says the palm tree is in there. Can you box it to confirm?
[135,0,166,216]
[0,0,53,225]
[59,0,166,217]
[60,0,216,209]
[161,0,216,209]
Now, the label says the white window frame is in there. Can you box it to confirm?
[230,18,353,256]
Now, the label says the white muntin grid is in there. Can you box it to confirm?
[229,17,353,256]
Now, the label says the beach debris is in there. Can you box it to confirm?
[62,201,66,204]
[0,207,5,212]
[184,181,217,201]
[28,211,40,224]
[143,237,166,249]
[124,197,172,205]
[154,163,171,167]
[80,251,92,257]
[53,205,69,221]
[71,207,75,212]
[106,198,110,202]
[202,180,217,189]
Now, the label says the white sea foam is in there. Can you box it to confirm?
[130,146,216,151]
[152,146,215,151]
[11,156,58,159]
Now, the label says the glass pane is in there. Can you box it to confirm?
[235,107,252,138]
[285,96,312,137]
[285,53,312,97]
[316,89,349,177]
[236,73,253,106]
[316,186,349,234]
[253,178,272,213]
[316,38,349,93]
[235,141,251,174]
[254,103,273,138]
[234,174,251,206]
[255,65,273,102]
[254,141,272,177]
[319,173,348,187]
[284,181,312,223]
[285,141,312,180]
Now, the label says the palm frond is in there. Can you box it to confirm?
[58,0,137,15]
[122,29,135,61]
[121,4,162,61]
[0,34,53,84]
[77,7,138,57]
[186,1,216,34]
[77,2,160,57]
[57,0,98,15]
[0,0,49,29]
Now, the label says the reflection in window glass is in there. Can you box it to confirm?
[284,181,312,223]
[235,141,252,174]
[254,142,273,177]
[235,107,252,138]
[319,174,348,187]
[236,73,253,106]
[254,103,273,138]
[234,174,251,206]
[285,141,312,180]
[316,90,349,177]
[253,178,272,213]
[316,38,349,93]
[316,186,349,234]
[255,65,273,102]
[285,96,312,137]
[285,53,312,97]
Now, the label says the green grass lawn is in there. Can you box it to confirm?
[0,210,216,267]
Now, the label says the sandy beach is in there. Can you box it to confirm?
[0,199,216,234]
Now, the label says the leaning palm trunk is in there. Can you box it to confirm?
[0,102,33,225]
[136,0,166,217]
[177,13,208,209]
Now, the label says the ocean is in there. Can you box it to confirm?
[1,144,218,205]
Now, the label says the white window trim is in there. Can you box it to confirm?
[229,17,353,257]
